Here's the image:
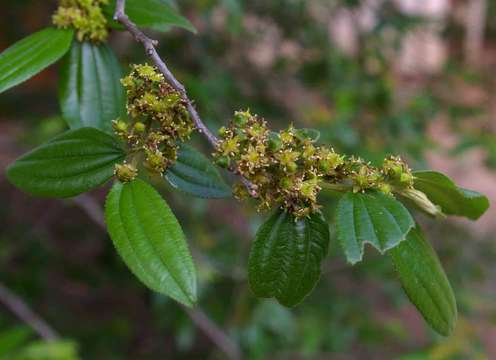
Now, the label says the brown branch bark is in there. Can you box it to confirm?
[183,306,243,360]
[113,0,257,197]
[0,283,59,341]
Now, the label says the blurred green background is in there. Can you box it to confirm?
[1,0,495,359]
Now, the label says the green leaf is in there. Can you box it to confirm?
[0,327,32,357]
[11,340,79,360]
[413,171,489,220]
[165,144,231,199]
[59,41,125,133]
[105,179,197,306]
[0,27,73,93]
[248,209,330,307]
[6,128,125,198]
[389,226,457,336]
[336,191,415,264]
[104,0,197,33]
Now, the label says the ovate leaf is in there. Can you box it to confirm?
[6,128,124,198]
[165,144,231,198]
[413,171,489,220]
[389,226,457,336]
[336,191,415,264]
[59,41,125,133]
[104,0,197,33]
[105,179,197,306]
[0,27,73,93]
[248,209,330,307]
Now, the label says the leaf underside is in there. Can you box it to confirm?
[105,179,197,306]
[165,144,231,199]
[413,170,489,220]
[248,209,330,307]
[336,191,415,265]
[0,27,74,93]
[389,225,457,336]
[6,127,125,198]
[59,41,125,133]
[104,0,197,33]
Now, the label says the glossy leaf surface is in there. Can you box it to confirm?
[7,128,124,198]
[0,27,73,93]
[248,209,330,307]
[389,226,457,336]
[59,41,125,132]
[105,179,197,306]
[336,191,415,264]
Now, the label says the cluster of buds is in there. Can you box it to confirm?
[382,156,414,188]
[336,155,414,194]
[214,110,345,218]
[52,0,109,42]
[340,157,387,193]
[214,111,417,218]
[113,64,194,182]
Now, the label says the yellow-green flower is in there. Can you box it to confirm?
[115,163,138,182]
[135,64,164,82]
[113,64,194,179]
[52,0,109,42]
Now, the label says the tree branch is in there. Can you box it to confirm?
[109,7,249,355]
[113,0,257,197]
[0,283,59,341]
[183,306,243,360]
[73,194,106,229]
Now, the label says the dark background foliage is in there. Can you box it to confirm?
[1,0,495,358]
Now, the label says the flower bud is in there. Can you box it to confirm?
[133,122,146,133]
[145,150,167,173]
[300,180,318,201]
[233,110,250,126]
[287,162,298,173]
[218,126,228,137]
[115,163,138,183]
[279,177,293,189]
[216,156,230,168]
[319,161,330,173]
[113,119,128,133]
[268,134,282,152]
[378,183,391,195]
[400,173,413,186]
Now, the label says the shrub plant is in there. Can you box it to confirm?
[0,0,490,337]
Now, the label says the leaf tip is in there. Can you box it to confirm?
[177,293,196,308]
[346,253,362,265]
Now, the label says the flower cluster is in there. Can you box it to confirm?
[52,0,109,42]
[339,156,413,194]
[113,64,194,182]
[214,111,415,217]
[214,110,345,217]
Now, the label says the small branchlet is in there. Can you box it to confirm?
[113,64,194,178]
[52,0,109,42]
[214,110,416,218]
